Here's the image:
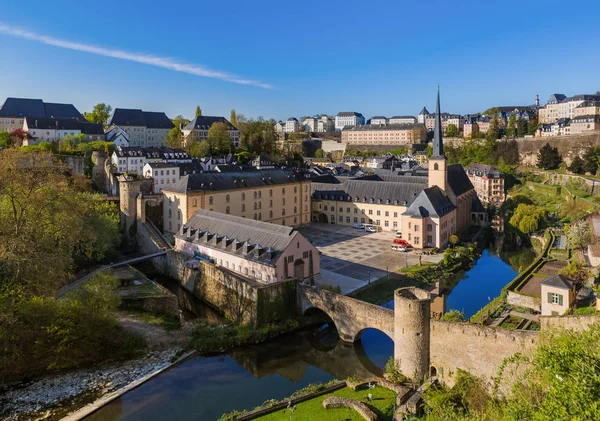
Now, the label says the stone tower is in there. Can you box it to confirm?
[394,287,431,382]
[428,88,449,194]
[118,176,153,234]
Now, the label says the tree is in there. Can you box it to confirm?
[195,106,202,117]
[528,120,539,135]
[188,140,211,158]
[206,122,233,155]
[171,115,190,130]
[566,220,591,252]
[483,107,499,116]
[486,117,501,141]
[568,156,585,174]
[506,114,517,138]
[315,148,324,158]
[509,203,546,234]
[582,146,600,175]
[445,124,459,137]
[58,133,87,153]
[230,109,237,127]
[84,103,112,126]
[166,127,184,149]
[10,129,29,147]
[449,234,460,247]
[239,120,276,155]
[442,310,465,322]
[537,143,561,170]
[0,131,11,148]
[517,117,528,137]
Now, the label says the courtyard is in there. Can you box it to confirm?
[298,223,443,294]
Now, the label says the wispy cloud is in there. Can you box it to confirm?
[0,23,273,89]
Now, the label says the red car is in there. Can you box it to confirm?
[393,238,409,246]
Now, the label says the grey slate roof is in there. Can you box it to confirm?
[163,169,302,194]
[79,122,104,135]
[448,164,475,197]
[343,124,422,131]
[183,115,237,131]
[402,185,455,218]
[547,94,567,104]
[336,112,364,118]
[371,116,387,119]
[108,108,174,129]
[178,209,299,265]
[541,274,573,290]
[25,117,81,130]
[390,115,416,119]
[0,97,83,120]
[419,107,430,116]
[467,163,505,179]
[114,146,189,159]
[312,179,426,206]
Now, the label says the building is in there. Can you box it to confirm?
[302,117,318,132]
[161,169,312,234]
[22,117,104,145]
[417,107,430,125]
[106,125,131,147]
[107,108,175,148]
[182,116,239,147]
[275,121,285,133]
[142,162,181,192]
[316,115,335,132]
[540,275,575,316]
[175,209,320,284]
[466,164,505,205]
[539,94,600,124]
[571,114,600,134]
[335,112,365,131]
[370,116,388,125]
[389,116,417,125]
[0,97,84,133]
[285,118,299,133]
[313,89,485,249]
[463,115,490,137]
[111,146,191,174]
[341,124,427,146]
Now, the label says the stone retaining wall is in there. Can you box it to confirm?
[507,290,541,312]
[322,396,377,421]
[120,295,179,316]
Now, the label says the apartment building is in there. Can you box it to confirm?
[285,118,299,133]
[175,209,320,284]
[108,109,174,147]
[389,116,417,125]
[275,121,285,133]
[182,116,239,147]
[111,146,191,174]
[22,117,104,145]
[317,115,335,132]
[417,107,430,124]
[538,94,600,124]
[335,112,365,131]
[142,162,181,192]
[341,124,427,146]
[302,117,318,132]
[161,169,312,234]
[463,115,490,137]
[571,114,600,134]
[466,164,505,205]
[370,116,388,125]
[0,97,84,133]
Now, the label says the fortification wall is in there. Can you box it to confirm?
[507,291,541,312]
[430,320,538,388]
[541,314,600,331]
[517,132,600,166]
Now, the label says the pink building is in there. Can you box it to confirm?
[175,209,320,284]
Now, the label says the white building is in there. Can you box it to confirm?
[143,162,181,192]
[370,116,388,125]
[317,115,335,132]
[302,117,318,132]
[389,116,417,125]
[417,107,430,125]
[111,146,191,174]
[23,117,104,145]
[275,121,285,133]
[106,125,131,147]
[107,108,174,148]
[335,112,365,131]
[182,116,240,147]
[285,118,299,133]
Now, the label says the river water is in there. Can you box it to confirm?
[85,246,534,421]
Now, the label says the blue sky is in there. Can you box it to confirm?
[1,0,599,121]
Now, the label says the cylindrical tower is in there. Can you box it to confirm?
[394,287,431,382]
[118,176,143,233]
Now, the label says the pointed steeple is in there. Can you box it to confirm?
[432,87,444,158]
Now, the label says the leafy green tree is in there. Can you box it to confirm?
[537,143,561,170]
[566,219,591,252]
[483,107,499,116]
[239,120,276,155]
[449,234,460,247]
[315,148,324,158]
[166,127,184,149]
[568,155,585,174]
[206,122,233,154]
[509,203,546,233]
[486,117,501,141]
[582,146,600,175]
[195,105,202,117]
[58,133,87,153]
[442,310,465,322]
[171,115,190,129]
[528,120,539,135]
[506,114,517,138]
[188,140,211,158]
[445,124,459,137]
[84,103,112,126]
[517,117,528,137]
[0,131,11,148]
[230,109,237,127]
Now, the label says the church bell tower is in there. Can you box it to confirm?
[428,88,449,193]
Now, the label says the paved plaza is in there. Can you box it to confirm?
[298,223,443,294]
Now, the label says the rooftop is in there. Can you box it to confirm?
[541,274,574,290]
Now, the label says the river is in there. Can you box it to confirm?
[84,246,534,421]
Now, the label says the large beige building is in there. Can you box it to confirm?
[182,115,240,147]
[162,169,312,234]
[0,97,84,133]
[538,94,600,124]
[341,124,426,146]
[108,108,174,148]
[466,164,505,206]
[175,209,320,284]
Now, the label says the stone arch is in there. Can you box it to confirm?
[430,365,438,377]
[353,327,394,342]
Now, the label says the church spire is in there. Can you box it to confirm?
[432,87,444,158]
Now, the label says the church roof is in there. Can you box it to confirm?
[402,185,455,218]
[447,164,475,197]
[431,89,444,158]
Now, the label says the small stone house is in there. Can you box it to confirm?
[541,274,576,316]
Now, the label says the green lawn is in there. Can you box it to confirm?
[348,272,425,305]
[254,386,397,421]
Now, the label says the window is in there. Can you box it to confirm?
[330,215,335,223]
[253,202,257,210]
[368,210,373,215]
[354,208,358,214]
[346,216,351,223]
[408,222,412,229]
[376,220,380,226]
[241,204,245,212]
[376,210,380,216]
[427,235,433,244]
[415,225,419,232]
[294,206,297,214]
[254,191,257,199]
[549,293,563,305]
[408,233,411,240]
[254,213,257,220]
[324,205,328,211]
[282,188,286,194]
[270,211,273,218]
[242,193,245,201]
[303,251,309,259]
[245,268,249,275]
[226,194,230,203]
[226,206,230,214]
[361,217,365,223]
[269,189,273,197]
[393,221,398,228]
[385,220,389,227]
[258,191,262,198]
[282,208,286,216]
[428,224,433,232]
[385,211,389,217]
[286,255,294,263]
[209,196,213,205]
[414,237,419,245]
[339,215,343,222]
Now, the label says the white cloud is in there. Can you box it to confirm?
[0,23,273,89]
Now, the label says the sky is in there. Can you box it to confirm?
[1,0,599,122]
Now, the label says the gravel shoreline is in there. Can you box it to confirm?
[0,349,179,421]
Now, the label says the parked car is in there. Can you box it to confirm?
[365,226,377,233]
[393,238,409,246]
[395,231,402,239]
[391,245,407,252]
[353,223,365,229]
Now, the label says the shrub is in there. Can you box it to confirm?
[385,357,408,385]
[442,310,466,322]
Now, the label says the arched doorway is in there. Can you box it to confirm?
[430,365,438,378]
[317,213,328,223]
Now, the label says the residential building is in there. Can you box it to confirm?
[143,162,180,192]
[22,117,104,145]
[539,94,600,124]
[252,154,276,169]
[105,125,131,147]
[108,108,175,148]
[316,115,335,132]
[335,112,365,131]
[0,97,84,133]
[571,114,600,134]
[111,146,191,174]
[302,117,317,132]
[463,115,490,137]
[425,113,464,132]
[417,107,430,125]
[285,118,299,133]
[540,275,575,316]
[182,116,239,147]
[466,164,505,205]
[275,121,285,133]
[161,169,312,234]
[341,124,427,146]
[370,116,388,125]
[573,100,600,118]
[389,116,417,125]
[175,209,320,284]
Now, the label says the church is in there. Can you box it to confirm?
[311,90,486,249]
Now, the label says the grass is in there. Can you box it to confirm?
[122,310,181,331]
[348,272,425,305]
[499,315,523,330]
[253,386,397,421]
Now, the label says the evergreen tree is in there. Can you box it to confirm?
[568,156,585,174]
[230,109,237,127]
[516,117,528,137]
[582,146,600,174]
[195,106,202,117]
[445,124,459,137]
[537,143,562,170]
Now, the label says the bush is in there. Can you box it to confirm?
[442,310,466,322]
[322,284,342,294]
[385,356,408,385]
